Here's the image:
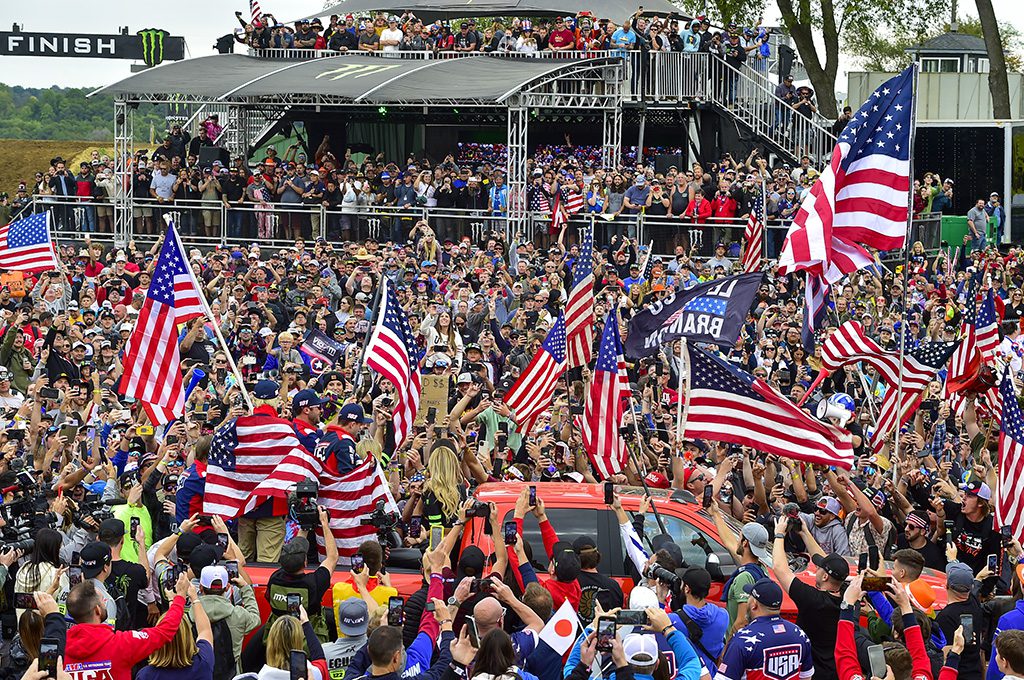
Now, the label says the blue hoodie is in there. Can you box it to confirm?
[989,599,1024,680]
[678,602,729,672]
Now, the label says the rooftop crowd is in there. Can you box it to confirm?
[0,111,1016,680]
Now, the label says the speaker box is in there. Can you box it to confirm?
[198,146,230,167]
[654,153,683,175]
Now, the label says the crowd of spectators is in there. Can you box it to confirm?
[0,115,1021,680]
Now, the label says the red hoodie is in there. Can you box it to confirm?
[836,606,959,680]
[65,595,186,680]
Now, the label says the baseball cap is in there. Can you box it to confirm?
[280,536,310,573]
[292,389,325,413]
[200,565,229,590]
[189,544,222,575]
[628,585,659,609]
[644,471,670,489]
[811,553,850,581]
[962,479,992,501]
[815,496,842,517]
[634,175,647,186]
[98,518,126,543]
[253,380,280,400]
[742,522,770,559]
[456,372,473,384]
[743,577,784,608]
[946,561,974,592]
[681,566,712,594]
[622,633,659,667]
[81,541,112,578]
[650,534,684,567]
[339,403,371,424]
[176,532,203,562]
[572,535,597,554]
[338,597,369,636]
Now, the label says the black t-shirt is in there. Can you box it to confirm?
[935,596,984,680]
[576,571,623,621]
[266,565,332,616]
[108,559,148,629]
[895,535,947,571]
[725,42,746,68]
[788,578,841,680]
[943,501,1001,573]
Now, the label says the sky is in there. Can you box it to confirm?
[1,0,1023,90]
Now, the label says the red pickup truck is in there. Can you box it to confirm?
[244,481,947,622]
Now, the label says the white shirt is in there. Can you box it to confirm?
[150,171,177,199]
[998,335,1024,374]
[380,28,403,52]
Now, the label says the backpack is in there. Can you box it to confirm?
[210,617,237,680]
[719,562,767,604]
[103,578,133,631]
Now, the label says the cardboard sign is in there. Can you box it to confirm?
[0,271,25,298]
[414,374,449,426]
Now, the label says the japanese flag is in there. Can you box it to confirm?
[538,599,580,656]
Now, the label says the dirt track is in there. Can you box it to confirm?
[0,139,113,196]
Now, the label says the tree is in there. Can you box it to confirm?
[774,0,950,118]
[975,0,1011,118]
[672,0,767,26]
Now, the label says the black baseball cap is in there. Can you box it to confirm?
[81,541,112,578]
[812,553,850,581]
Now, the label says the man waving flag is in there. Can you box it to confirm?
[120,221,205,424]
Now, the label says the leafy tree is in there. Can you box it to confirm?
[0,83,165,141]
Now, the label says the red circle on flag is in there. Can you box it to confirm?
[554,619,573,636]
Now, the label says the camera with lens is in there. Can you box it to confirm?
[1,471,56,546]
[782,502,802,532]
[288,480,320,531]
[360,499,400,534]
[74,493,116,529]
[467,501,490,519]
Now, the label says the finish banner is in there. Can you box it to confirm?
[0,30,185,66]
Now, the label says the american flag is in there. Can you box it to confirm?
[873,341,959,452]
[550,192,567,232]
[565,221,595,368]
[120,222,205,424]
[801,273,829,352]
[638,241,655,282]
[977,289,1001,360]
[778,66,914,284]
[202,414,312,517]
[504,313,567,433]
[821,321,900,385]
[741,192,764,274]
[564,186,586,214]
[946,283,991,415]
[682,344,853,468]
[0,212,61,272]
[998,369,1024,541]
[250,0,262,24]
[583,308,630,479]
[364,278,421,448]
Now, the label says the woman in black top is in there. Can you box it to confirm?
[647,181,671,217]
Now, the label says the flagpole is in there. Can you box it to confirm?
[760,178,768,267]
[353,275,386,395]
[163,215,254,412]
[892,62,920,481]
[675,340,686,450]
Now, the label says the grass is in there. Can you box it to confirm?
[0,139,113,195]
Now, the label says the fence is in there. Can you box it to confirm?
[26,196,944,270]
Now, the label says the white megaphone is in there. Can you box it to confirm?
[816,392,856,427]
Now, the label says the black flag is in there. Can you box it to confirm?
[624,272,762,358]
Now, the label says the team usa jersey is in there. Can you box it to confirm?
[716,615,814,680]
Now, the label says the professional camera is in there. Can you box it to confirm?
[73,494,119,529]
[1,470,57,546]
[288,480,320,531]
[467,501,490,519]
[643,562,682,590]
[360,499,400,536]
[782,502,802,532]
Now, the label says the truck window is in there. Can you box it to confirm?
[639,512,737,574]
[509,508,603,572]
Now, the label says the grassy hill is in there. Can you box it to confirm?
[1,139,112,195]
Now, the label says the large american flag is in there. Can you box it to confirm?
[583,308,630,479]
[564,186,586,214]
[250,0,262,23]
[364,278,421,448]
[504,313,567,433]
[778,66,914,284]
[947,284,998,416]
[0,212,61,272]
[120,222,205,424]
[202,414,310,517]
[741,192,764,274]
[682,344,853,468]
[565,222,595,368]
[818,321,957,451]
[550,192,567,232]
[873,342,958,452]
[998,369,1024,541]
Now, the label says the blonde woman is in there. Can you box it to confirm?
[418,444,466,529]
[137,582,213,680]
[255,612,328,680]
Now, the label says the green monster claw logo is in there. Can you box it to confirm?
[137,28,170,67]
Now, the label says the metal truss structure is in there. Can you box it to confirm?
[108,56,625,242]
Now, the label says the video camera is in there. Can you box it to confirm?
[1,469,56,549]
[73,494,123,530]
[288,480,320,531]
[782,502,802,532]
[360,499,400,544]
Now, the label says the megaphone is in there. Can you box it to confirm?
[184,368,205,401]
[817,392,855,427]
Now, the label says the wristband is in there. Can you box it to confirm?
[661,625,675,636]
[774,534,786,540]
[449,662,468,678]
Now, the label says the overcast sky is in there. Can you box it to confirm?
[1,0,1023,90]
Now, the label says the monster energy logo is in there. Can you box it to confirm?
[136,28,169,67]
